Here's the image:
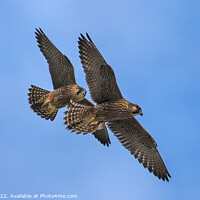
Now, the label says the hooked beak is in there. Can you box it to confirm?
[139,110,143,116]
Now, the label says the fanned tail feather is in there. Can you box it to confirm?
[28,85,58,121]
[64,101,94,134]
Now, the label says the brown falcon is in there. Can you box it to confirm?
[64,34,171,181]
[28,28,110,146]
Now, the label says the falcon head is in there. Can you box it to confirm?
[129,103,143,116]
[76,86,87,100]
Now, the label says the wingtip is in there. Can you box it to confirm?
[102,141,110,147]
[78,37,82,43]
[105,141,111,147]
[79,33,93,43]
[160,171,171,182]
[35,28,39,33]
[80,33,85,39]
[86,32,92,42]
[35,27,45,38]
[39,27,43,32]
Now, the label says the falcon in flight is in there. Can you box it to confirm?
[28,28,110,146]
[64,34,171,181]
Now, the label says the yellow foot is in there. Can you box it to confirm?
[86,115,96,126]
[42,97,52,106]
[47,107,56,114]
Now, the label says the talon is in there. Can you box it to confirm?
[47,107,56,114]
[42,97,52,106]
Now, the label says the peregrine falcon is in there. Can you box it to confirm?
[28,28,110,146]
[64,33,171,181]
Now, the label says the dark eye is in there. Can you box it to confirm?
[77,89,86,96]
[77,90,81,95]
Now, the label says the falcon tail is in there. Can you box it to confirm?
[28,85,58,121]
[64,101,94,134]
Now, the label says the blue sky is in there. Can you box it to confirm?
[0,0,200,199]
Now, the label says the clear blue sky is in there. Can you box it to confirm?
[0,0,200,199]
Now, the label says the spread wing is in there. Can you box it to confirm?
[107,118,171,181]
[76,98,111,146]
[78,33,123,104]
[35,28,76,89]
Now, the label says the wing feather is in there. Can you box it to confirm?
[107,118,171,181]
[78,33,123,104]
[35,28,76,89]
